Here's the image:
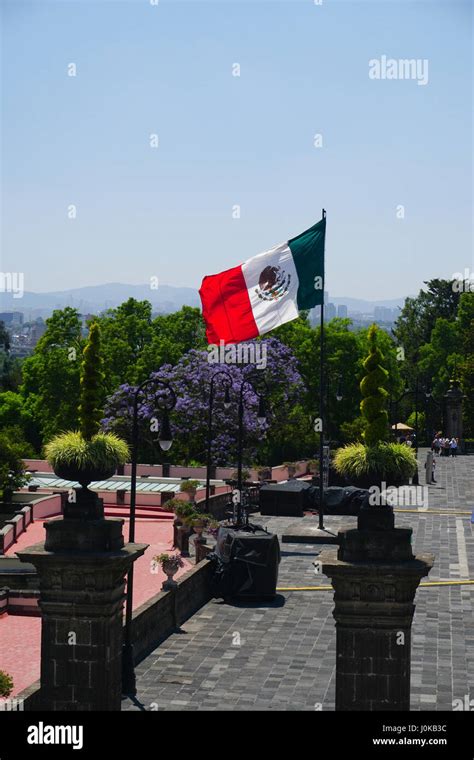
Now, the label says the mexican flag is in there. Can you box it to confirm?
[199,217,326,344]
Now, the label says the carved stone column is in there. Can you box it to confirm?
[320,505,433,711]
[444,379,464,443]
[17,502,147,711]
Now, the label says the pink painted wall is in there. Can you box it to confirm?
[31,495,63,519]
[23,459,53,473]
[22,459,310,487]
[0,525,15,553]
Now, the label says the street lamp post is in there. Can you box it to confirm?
[235,375,267,528]
[205,370,232,513]
[122,378,177,696]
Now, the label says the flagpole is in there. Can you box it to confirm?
[318,208,326,530]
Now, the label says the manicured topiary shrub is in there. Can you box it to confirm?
[78,323,105,441]
[334,325,416,488]
[360,324,389,446]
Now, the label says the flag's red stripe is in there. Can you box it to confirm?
[199,264,258,344]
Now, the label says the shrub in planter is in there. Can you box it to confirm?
[172,501,196,525]
[231,469,251,483]
[257,466,272,482]
[153,552,184,572]
[333,442,417,488]
[185,513,213,544]
[163,497,186,515]
[153,552,185,589]
[207,519,220,537]
[183,512,212,529]
[179,479,201,500]
[44,324,129,516]
[45,430,129,486]
[0,670,13,698]
[283,461,297,478]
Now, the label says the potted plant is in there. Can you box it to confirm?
[283,461,297,479]
[179,479,201,502]
[257,466,272,482]
[153,552,184,590]
[172,501,196,527]
[207,518,220,538]
[231,469,251,483]
[162,497,185,518]
[44,323,130,517]
[185,512,212,543]
[0,670,13,698]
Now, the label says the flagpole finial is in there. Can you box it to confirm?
[322,208,326,219]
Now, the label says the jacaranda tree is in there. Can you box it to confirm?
[102,338,310,467]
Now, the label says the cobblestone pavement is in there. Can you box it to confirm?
[123,451,473,711]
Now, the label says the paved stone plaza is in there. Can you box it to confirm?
[124,450,474,711]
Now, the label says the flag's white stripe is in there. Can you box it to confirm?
[241,242,299,335]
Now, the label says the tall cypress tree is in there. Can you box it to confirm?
[360,324,389,446]
[79,323,105,441]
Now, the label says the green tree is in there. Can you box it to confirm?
[135,306,207,380]
[0,391,41,453]
[0,321,10,352]
[0,431,30,502]
[393,278,461,388]
[457,292,474,436]
[417,318,462,414]
[96,299,154,391]
[20,308,83,443]
[360,324,389,446]
[79,323,105,440]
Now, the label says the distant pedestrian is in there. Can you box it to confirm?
[450,438,458,457]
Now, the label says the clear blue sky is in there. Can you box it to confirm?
[1,0,472,299]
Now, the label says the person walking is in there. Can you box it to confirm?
[450,437,458,457]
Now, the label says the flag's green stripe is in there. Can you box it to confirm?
[288,217,326,310]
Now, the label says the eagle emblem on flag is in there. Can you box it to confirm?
[255,265,291,301]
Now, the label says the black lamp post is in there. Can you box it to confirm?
[205,370,232,512]
[235,375,268,528]
[122,378,177,696]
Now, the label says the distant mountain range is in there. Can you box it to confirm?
[0,283,201,318]
[0,282,410,319]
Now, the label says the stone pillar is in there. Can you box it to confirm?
[444,379,464,442]
[320,505,433,711]
[17,495,147,711]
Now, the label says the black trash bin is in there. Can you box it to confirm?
[259,480,311,517]
[210,525,281,601]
